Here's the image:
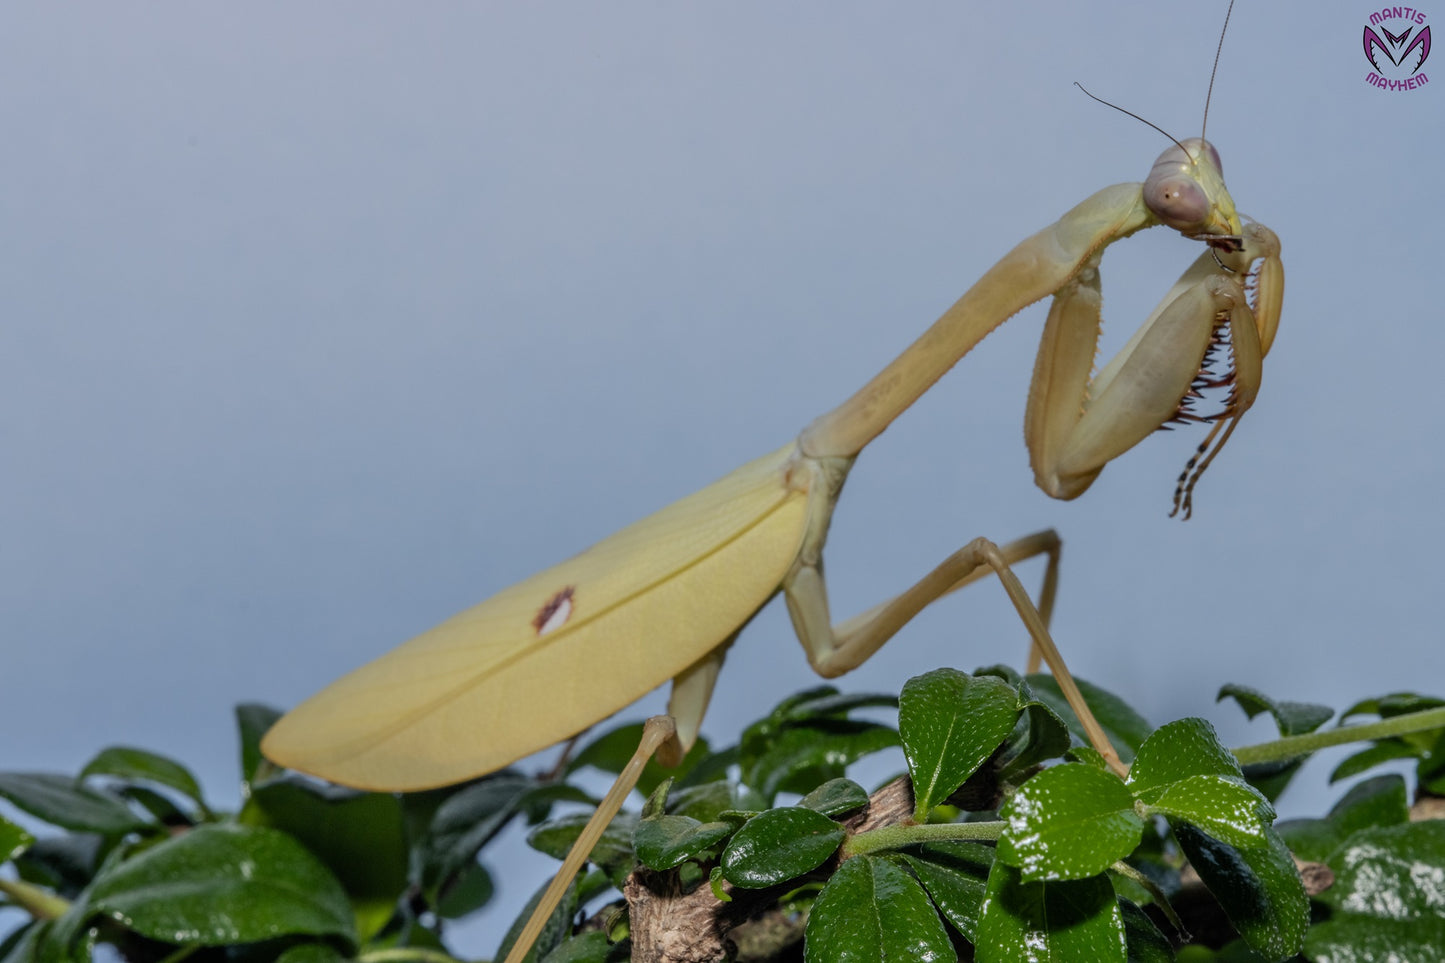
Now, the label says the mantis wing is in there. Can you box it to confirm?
[261,442,808,791]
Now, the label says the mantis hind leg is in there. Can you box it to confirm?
[785,528,1124,777]
[501,715,679,963]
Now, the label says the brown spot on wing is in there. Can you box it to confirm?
[533,586,576,636]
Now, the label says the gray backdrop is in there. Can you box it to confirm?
[4,2,1439,953]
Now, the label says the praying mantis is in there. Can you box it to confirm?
[260,9,1283,957]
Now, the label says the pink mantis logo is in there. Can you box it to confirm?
[1364,7,1431,90]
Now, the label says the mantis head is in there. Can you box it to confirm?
[1144,137,1244,249]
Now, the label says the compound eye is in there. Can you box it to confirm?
[1144,173,1209,232]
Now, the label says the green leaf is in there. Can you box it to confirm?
[1216,684,1333,736]
[997,763,1142,882]
[633,814,732,871]
[976,863,1126,963]
[721,807,845,889]
[541,930,615,963]
[804,854,953,963]
[1237,757,1306,805]
[422,772,538,889]
[666,781,736,823]
[245,779,407,939]
[900,669,1019,820]
[497,873,580,963]
[1276,774,1409,863]
[1173,823,1307,962]
[0,816,34,863]
[780,689,899,721]
[274,944,347,963]
[1146,775,1272,850]
[1025,675,1151,763]
[435,859,494,919]
[1339,691,1445,721]
[11,834,108,898]
[798,778,870,817]
[1328,740,1419,782]
[0,774,149,835]
[640,777,672,820]
[236,703,283,790]
[87,823,355,947]
[999,695,1074,777]
[741,720,899,803]
[569,721,711,800]
[79,748,207,813]
[1120,898,1173,963]
[1308,820,1445,962]
[527,812,637,890]
[1127,718,1242,804]
[897,840,993,942]
[1065,746,1108,769]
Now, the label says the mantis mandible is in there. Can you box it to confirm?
[261,21,1283,958]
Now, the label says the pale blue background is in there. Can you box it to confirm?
[4,2,1440,953]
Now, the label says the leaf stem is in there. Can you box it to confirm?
[1231,706,1445,766]
[1109,860,1187,937]
[0,878,69,921]
[843,819,1003,857]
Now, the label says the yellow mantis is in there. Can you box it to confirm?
[261,12,1283,957]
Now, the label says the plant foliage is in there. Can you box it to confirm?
[2,672,1443,963]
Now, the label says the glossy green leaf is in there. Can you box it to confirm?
[1329,773,1410,833]
[423,772,540,888]
[79,748,206,813]
[998,763,1142,881]
[1065,745,1108,769]
[1119,898,1172,963]
[1276,774,1409,863]
[0,817,33,863]
[1308,820,1445,962]
[799,778,870,817]
[87,823,354,947]
[0,774,148,835]
[1025,675,1151,763]
[721,807,844,889]
[898,840,993,942]
[527,812,636,889]
[900,669,1019,819]
[976,863,1126,963]
[999,695,1074,777]
[245,779,406,938]
[741,720,899,803]
[1238,757,1306,805]
[1217,684,1333,736]
[1127,718,1242,804]
[804,854,953,963]
[1174,823,1306,962]
[666,780,736,823]
[1147,775,1272,850]
[634,814,732,871]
